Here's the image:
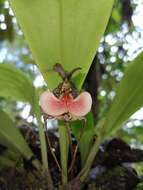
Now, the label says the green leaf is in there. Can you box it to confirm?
[0,149,19,169]
[0,155,15,168]
[134,182,143,190]
[105,53,143,136]
[9,0,114,89]
[0,64,43,171]
[0,64,35,106]
[0,109,34,160]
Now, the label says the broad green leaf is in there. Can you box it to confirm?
[0,64,35,106]
[0,109,34,160]
[9,0,114,89]
[105,53,143,135]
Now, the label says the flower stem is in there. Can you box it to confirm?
[59,122,69,185]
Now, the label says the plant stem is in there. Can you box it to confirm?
[66,123,73,162]
[34,94,53,189]
[78,121,107,182]
[36,107,48,170]
[78,135,102,182]
[68,119,86,174]
[59,122,69,185]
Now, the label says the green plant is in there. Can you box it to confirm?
[0,0,143,189]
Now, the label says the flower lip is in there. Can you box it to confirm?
[40,91,92,119]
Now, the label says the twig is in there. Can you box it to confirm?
[44,118,61,172]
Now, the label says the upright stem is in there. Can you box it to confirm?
[68,119,86,174]
[78,135,101,182]
[34,94,53,189]
[35,104,48,170]
[78,124,106,182]
[59,122,69,185]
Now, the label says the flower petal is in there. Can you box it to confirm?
[40,91,67,116]
[68,92,92,117]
